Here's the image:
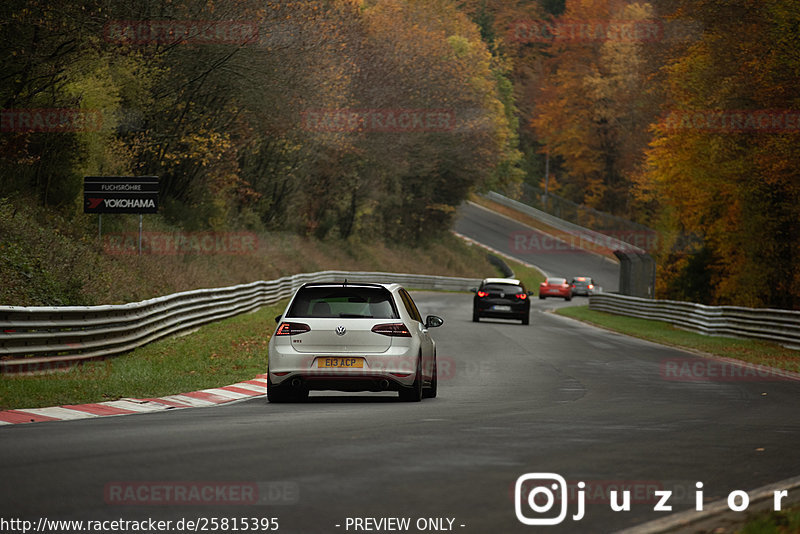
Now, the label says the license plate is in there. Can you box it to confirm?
[493,305,512,311]
[317,357,364,368]
[548,289,560,293]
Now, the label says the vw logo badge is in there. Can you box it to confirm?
[335,325,346,336]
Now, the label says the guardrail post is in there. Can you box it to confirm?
[614,250,632,296]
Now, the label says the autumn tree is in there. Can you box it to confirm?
[639,0,800,307]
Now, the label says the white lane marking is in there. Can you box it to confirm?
[103,400,172,412]
[21,407,97,420]
[231,382,267,393]
[159,395,217,407]
[200,388,251,400]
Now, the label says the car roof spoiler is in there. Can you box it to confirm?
[299,281,389,289]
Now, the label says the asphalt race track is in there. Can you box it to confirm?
[455,201,620,293]
[1,207,799,533]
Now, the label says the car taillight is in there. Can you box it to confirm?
[275,322,311,336]
[371,323,411,337]
[477,291,488,297]
[515,293,527,300]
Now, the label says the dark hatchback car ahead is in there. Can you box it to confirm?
[570,276,595,296]
[472,278,531,325]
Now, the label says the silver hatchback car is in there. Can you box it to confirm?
[267,282,443,402]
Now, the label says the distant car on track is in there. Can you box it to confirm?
[570,276,595,296]
[268,282,443,403]
[472,278,531,325]
[539,277,572,301]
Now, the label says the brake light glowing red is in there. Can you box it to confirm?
[515,293,527,300]
[275,322,311,336]
[371,323,412,337]
[477,291,488,297]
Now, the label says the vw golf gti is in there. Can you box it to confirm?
[268,282,443,402]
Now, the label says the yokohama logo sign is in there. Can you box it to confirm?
[84,176,159,214]
[87,198,156,210]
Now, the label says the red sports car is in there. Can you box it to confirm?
[539,277,572,301]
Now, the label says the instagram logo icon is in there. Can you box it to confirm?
[515,473,576,525]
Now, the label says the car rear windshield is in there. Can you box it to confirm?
[483,283,524,293]
[548,278,566,284]
[287,287,399,319]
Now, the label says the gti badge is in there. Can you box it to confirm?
[335,325,346,336]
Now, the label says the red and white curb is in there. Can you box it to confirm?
[0,374,268,426]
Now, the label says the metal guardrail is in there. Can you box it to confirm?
[590,292,800,350]
[485,192,645,255]
[0,271,482,373]
[514,182,656,234]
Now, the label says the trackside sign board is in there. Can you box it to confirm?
[84,176,159,214]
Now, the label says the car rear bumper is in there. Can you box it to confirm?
[474,302,529,318]
[475,309,528,319]
[269,372,412,392]
[268,345,419,390]
[540,289,571,297]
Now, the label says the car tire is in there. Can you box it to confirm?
[472,311,480,322]
[399,356,423,402]
[539,295,545,300]
[422,355,437,399]
[565,296,571,301]
[521,315,529,325]
[267,375,308,403]
[267,379,290,403]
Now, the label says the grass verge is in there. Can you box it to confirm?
[555,306,800,373]
[0,301,287,410]
[0,196,500,306]
[738,505,800,533]
[455,232,546,291]
[502,256,546,293]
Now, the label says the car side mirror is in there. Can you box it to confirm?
[425,315,444,328]
[275,315,283,324]
[469,287,477,293]
[527,291,534,296]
